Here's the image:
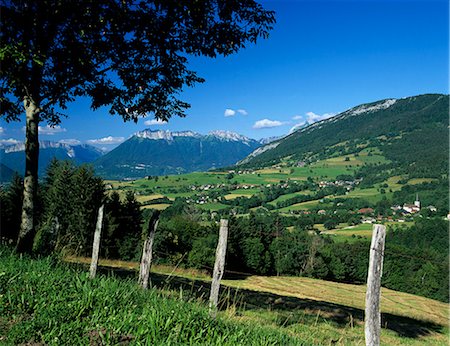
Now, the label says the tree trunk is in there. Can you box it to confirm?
[16,97,40,254]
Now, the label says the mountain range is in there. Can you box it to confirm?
[93,130,262,179]
[0,130,271,181]
[0,141,103,180]
[1,93,448,182]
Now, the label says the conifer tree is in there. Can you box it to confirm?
[0,173,24,243]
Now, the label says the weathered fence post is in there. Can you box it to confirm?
[209,218,229,318]
[365,224,386,346]
[138,210,160,289]
[89,204,104,279]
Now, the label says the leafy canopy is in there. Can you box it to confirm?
[1,0,275,123]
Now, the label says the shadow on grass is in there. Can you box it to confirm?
[78,264,444,339]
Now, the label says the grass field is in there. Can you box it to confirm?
[319,222,415,242]
[141,203,171,210]
[268,191,312,206]
[135,194,165,203]
[196,202,229,211]
[278,199,328,212]
[60,255,450,346]
[1,248,302,345]
[321,223,374,239]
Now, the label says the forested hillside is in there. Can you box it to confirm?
[240,94,449,181]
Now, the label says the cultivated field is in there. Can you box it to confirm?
[106,152,405,217]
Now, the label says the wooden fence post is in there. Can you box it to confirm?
[89,204,104,279]
[365,224,386,346]
[138,210,160,289]
[209,218,229,318]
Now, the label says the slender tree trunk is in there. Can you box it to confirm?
[16,97,40,254]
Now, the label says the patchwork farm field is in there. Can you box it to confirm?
[107,153,402,216]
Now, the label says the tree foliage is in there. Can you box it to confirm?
[1,0,275,122]
[33,160,105,255]
[0,174,24,243]
[1,0,275,253]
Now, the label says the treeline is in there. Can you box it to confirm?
[1,160,143,259]
[149,201,449,302]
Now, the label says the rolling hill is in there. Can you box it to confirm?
[239,94,449,181]
[94,130,262,179]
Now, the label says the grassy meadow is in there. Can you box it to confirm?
[0,248,302,345]
[106,151,404,217]
[60,254,450,345]
[2,244,448,345]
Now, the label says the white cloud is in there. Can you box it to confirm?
[0,138,21,146]
[289,121,306,133]
[305,111,335,123]
[224,108,248,117]
[292,115,303,120]
[0,127,4,134]
[20,124,67,136]
[58,139,81,145]
[86,136,125,145]
[253,119,286,129]
[224,109,236,117]
[144,119,168,126]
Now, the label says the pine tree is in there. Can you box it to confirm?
[102,191,123,259]
[0,173,23,244]
[34,160,105,255]
[117,191,143,260]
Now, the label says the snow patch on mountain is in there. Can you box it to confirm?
[135,129,258,145]
[4,140,74,153]
[208,130,252,143]
[135,129,202,141]
[2,141,103,159]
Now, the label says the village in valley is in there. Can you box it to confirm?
[1,0,448,345]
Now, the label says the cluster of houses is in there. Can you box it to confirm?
[318,178,362,191]
[227,169,255,175]
[190,184,226,191]
[391,194,437,215]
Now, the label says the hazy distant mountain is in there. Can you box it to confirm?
[0,163,18,183]
[0,141,104,177]
[94,129,261,179]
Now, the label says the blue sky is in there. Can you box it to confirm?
[1,0,448,150]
